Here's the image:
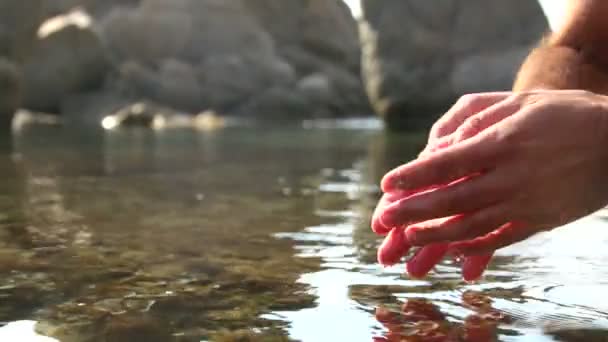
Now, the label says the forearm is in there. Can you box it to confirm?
[513,40,608,94]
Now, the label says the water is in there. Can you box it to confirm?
[1,118,608,341]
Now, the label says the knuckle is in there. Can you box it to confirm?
[459,115,483,138]
[509,91,547,108]
[508,90,544,105]
[507,91,528,104]
[491,126,520,155]
[429,120,446,138]
[458,93,481,109]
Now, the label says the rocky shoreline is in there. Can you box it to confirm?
[0,0,548,131]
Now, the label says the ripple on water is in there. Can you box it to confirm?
[6,124,608,341]
[273,165,608,341]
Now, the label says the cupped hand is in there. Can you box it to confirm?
[378,90,608,256]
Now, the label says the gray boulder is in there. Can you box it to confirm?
[96,0,368,119]
[245,0,361,72]
[197,54,295,111]
[33,0,368,122]
[360,0,548,130]
[451,46,532,95]
[100,0,280,67]
[296,73,332,106]
[42,0,141,19]
[280,45,370,116]
[0,0,45,63]
[60,90,132,126]
[0,0,45,132]
[0,59,21,132]
[0,0,43,132]
[23,15,109,113]
[99,0,298,114]
[115,59,204,112]
[247,0,370,115]
[237,85,321,119]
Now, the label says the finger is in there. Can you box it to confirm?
[462,253,493,282]
[405,243,450,279]
[371,191,413,235]
[381,130,503,193]
[450,97,522,144]
[419,135,452,158]
[451,222,533,256]
[405,202,511,246]
[377,227,411,267]
[428,92,512,144]
[379,172,509,227]
[372,187,446,235]
[371,194,395,235]
[421,97,521,158]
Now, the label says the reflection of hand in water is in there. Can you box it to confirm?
[374,299,449,342]
[372,192,492,281]
[373,292,509,341]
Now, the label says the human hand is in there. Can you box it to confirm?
[378,90,608,256]
[373,191,493,282]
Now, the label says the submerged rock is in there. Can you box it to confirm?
[360,0,547,130]
[102,315,172,342]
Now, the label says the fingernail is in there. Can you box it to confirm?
[382,176,407,192]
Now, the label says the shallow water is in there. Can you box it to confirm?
[1,118,608,341]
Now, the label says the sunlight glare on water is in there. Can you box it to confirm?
[0,321,58,342]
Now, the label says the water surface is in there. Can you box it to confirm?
[1,119,608,341]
